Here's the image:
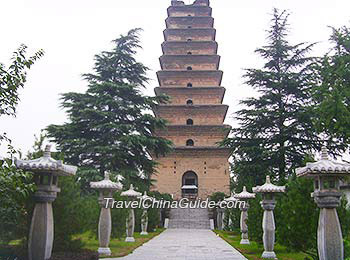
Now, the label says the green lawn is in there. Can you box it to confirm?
[75,229,165,258]
[214,230,311,260]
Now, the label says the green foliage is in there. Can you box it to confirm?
[275,177,318,259]
[53,177,100,252]
[209,191,226,202]
[312,25,350,149]
[0,154,34,244]
[223,9,321,184]
[0,44,44,118]
[47,28,172,191]
[246,193,263,243]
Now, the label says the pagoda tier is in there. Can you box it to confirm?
[160,55,220,70]
[152,0,230,199]
[162,41,218,55]
[154,87,225,105]
[167,5,212,17]
[155,124,230,147]
[164,28,216,41]
[166,17,214,29]
[157,70,223,87]
[154,105,228,125]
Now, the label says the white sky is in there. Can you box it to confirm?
[0,0,349,156]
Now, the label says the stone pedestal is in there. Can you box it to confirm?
[261,200,276,259]
[126,208,135,242]
[98,207,112,256]
[314,190,343,260]
[216,208,223,230]
[28,187,59,260]
[141,209,148,235]
[240,206,249,245]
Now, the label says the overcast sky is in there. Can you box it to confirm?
[0,0,349,156]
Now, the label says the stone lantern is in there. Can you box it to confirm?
[216,193,237,230]
[15,145,77,260]
[234,186,255,245]
[296,146,350,260]
[138,191,155,235]
[121,184,141,242]
[253,176,285,259]
[90,172,122,256]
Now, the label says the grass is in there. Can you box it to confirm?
[214,230,311,260]
[75,228,165,258]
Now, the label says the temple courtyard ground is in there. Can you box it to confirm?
[103,229,246,260]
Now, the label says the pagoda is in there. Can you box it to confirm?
[152,0,231,200]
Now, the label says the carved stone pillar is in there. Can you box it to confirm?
[125,209,135,242]
[15,145,77,260]
[296,146,350,260]
[253,176,285,259]
[261,199,277,258]
[240,204,249,244]
[90,172,122,256]
[28,188,58,260]
[315,191,343,260]
[140,209,149,235]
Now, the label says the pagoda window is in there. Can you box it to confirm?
[186,119,194,125]
[187,39,192,42]
[187,52,192,55]
[187,66,193,71]
[186,139,194,146]
[186,99,193,105]
[187,83,193,87]
[188,14,192,17]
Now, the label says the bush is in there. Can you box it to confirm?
[0,157,34,244]
[53,177,99,252]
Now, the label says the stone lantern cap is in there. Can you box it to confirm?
[234,186,256,199]
[253,176,285,193]
[121,184,142,197]
[90,172,122,191]
[224,193,238,202]
[138,191,152,200]
[15,145,77,176]
[296,146,350,178]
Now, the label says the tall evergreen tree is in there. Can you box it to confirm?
[47,29,172,190]
[312,25,350,150]
[223,9,321,184]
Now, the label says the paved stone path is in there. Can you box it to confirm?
[103,229,247,260]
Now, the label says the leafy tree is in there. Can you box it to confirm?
[0,44,43,244]
[0,44,44,118]
[47,29,172,191]
[275,177,318,259]
[223,9,321,184]
[312,25,350,149]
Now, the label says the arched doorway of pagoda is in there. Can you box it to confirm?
[182,171,198,200]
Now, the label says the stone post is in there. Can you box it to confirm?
[15,145,77,260]
[253,176,285,259]
[90,172,122,256]
[296,146,350,260]
[234,186,255,245]
[315,190,343,260]
[261,198,277,258]
[125,208,136,242]
[240,203,249,244]
[141,209,149,235]
[98,207,112,255]
[28,186,58,260]
[216,207,223,230]
[121,184,141,242]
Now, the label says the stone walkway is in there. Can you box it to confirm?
[103,229,247,260]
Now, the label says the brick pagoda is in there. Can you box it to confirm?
[152,0,231,200]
